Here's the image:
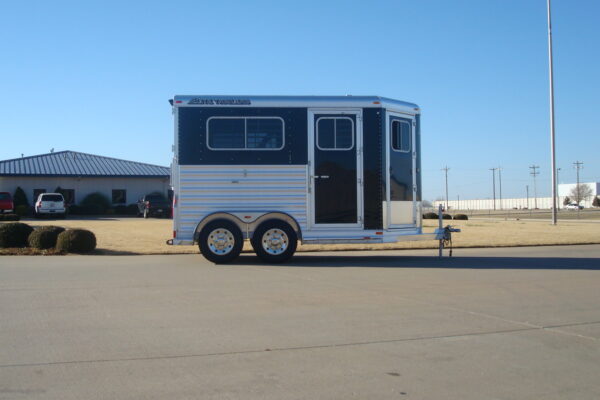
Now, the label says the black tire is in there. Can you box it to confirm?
[198,219,243,264]
[251,220,297,263]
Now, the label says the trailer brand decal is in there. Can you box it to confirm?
[187,98,251,105]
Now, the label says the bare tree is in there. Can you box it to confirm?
[569,184,592,204]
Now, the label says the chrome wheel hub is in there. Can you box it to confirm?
[262,228,289,255]
[207,228,235,255]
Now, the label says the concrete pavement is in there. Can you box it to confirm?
[1,245,599,399]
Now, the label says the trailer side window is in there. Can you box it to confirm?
[316,117,354,150]
[391,120,411,152]
[207,117,284,150]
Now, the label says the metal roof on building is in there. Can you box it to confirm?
[0,151,170,178]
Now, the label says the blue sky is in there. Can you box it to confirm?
[1,0,598,201]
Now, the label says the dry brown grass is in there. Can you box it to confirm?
[2,217,598,255]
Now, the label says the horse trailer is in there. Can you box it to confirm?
[168,95,454,263]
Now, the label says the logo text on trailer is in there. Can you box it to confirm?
[187,98,252,105]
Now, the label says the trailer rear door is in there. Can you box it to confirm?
[386,112,417,228]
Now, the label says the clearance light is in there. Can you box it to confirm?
[373,101,380,104]
[244,216,252,219]
[175,100,182,104]
[173,230,176,238]
[375,232,383,235]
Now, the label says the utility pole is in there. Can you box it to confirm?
[556,167,561,208]
[547,0,558,225]
[526,185,529,209]
[498,167,503,210]
[530,165,539,209]
[574,161,583,219]
[489,168,497,210]
[442,166,450,211]
[573,161,584,202]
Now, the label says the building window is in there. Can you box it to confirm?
[33,189,46,201]
[60,189,75,205]
[316,117,354,150]
[112,189,126,204]
[391,120,411,153]
[207,117,284,150]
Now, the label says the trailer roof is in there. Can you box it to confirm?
[172,95,419,113]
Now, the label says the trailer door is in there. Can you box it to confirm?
[386,112,416,228]
[308,110,363,228]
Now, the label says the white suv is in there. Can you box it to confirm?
[35,193,66,218]
[565,203,583,210]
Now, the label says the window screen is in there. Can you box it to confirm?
[33,189,46,201]
[391,120,411,152]
[317,117,354,150]
[207,117,284,150]
[112,189,126,204]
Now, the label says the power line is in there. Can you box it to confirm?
[529,165,540,209]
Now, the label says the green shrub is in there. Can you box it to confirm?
[423,212,438,219]
[67,204,81,215]
[82,204,104,215]
[0,214,20,221]
[593,196,600,208]
[15,205,30,216]
[13,186,29,208]
[28,226,65,249]
[56,229,97,253]
[453,214,469,220]
[442,213,452,220]
[0,222,34,248]
[80,192,110,214]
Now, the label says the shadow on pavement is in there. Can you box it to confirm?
[234,255,600,270]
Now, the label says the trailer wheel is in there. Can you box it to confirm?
[198,219,243,264]
[251,220,297,263]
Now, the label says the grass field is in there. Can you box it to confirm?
[3,216,598,255]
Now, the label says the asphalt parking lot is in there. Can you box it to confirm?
[1,245,599,400]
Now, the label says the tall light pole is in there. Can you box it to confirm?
[489,168,497,210]
[547,0,558,224]
[498,167,503,210]
[574,161,583,218]
[442,166,450,211]
[526,185,529,209]
[557,167,561,207]
[530,165,539,209]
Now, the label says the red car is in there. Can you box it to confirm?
[0,192,14,214]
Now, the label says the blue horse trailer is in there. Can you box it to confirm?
[169,95,448,263]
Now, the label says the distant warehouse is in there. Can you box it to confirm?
[0,151,170,206]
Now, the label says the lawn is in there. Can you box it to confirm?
[3,216,598,255]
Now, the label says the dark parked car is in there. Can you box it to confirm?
[137,193,171,218]
[0,192,14,214]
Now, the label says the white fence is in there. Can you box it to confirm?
[433,196,595,211]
